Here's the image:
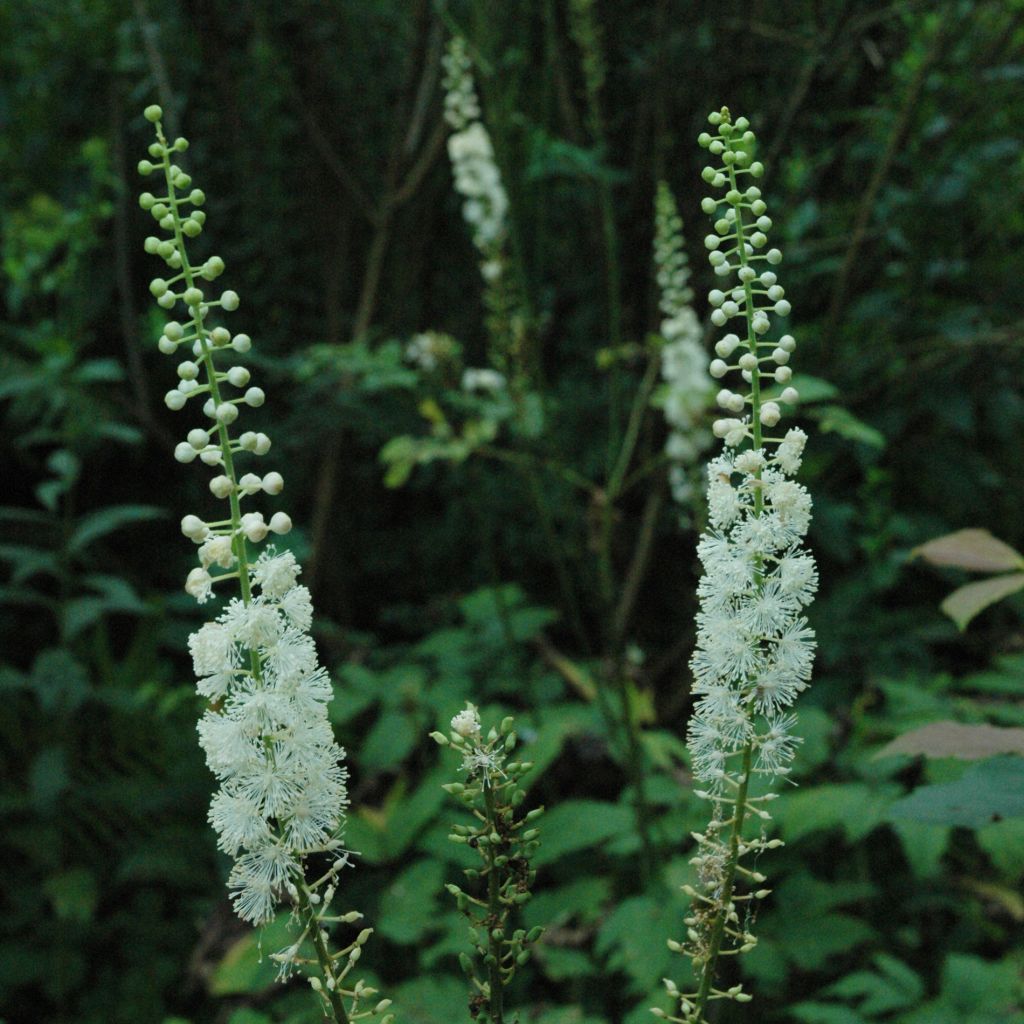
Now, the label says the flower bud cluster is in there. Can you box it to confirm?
[441,36,509,258]
[661,109,818,1024]
[652,182,712,512]
[139,124,292,601]
[431,707,544,1013]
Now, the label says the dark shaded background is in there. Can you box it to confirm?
[1,2,1023,1023]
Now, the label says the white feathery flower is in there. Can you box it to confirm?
[462,367,507,394]
[189,621,238,678]
[279,585,313,631]
[652,182,712,520]
[442,44,509,257]
[451,703,482,740]
[198,534,235,569]
[252,548,300,598]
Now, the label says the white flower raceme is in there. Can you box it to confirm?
[652,182,712,513]
[661,108,818,1024]
[192,550,348,923]
[441,37,510,259]
[138,106,389,1024]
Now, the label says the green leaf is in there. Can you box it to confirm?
[359,710,419,771]
[824,953,923,1015]
[876,721,1024,760]
[595,894,678,992]
[208,914,297,996]
[790,1004,868,1024]
[890,819,950,878]
[377,858,445,944]
[813,405,886,448]
[913,528,1024,572]
[775,782,900,843]
[941,573,1024,630]
[43,867,98,923]
[523,876,612,930]
[977,818,1024,880]
[531,799,634,866]
[888,757,1024,827]
[391,976,467,1024]
[68,504,165,554]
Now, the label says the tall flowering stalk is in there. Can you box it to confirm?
[441,36,525,380]
[652,181,712,517]
[136,105,391,1024]
[658,109,817,1023]
[431,706,543,1023]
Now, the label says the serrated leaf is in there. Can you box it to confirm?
[595,894,676,992]
[775,782,900,843]
[888,757,1024,827]
[531,800,634,866]
[877,721,1024,760]
[941,573,1024,630]
[913,528,1024,572]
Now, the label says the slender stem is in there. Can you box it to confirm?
[482,784,505,1024]
[296,885,352,1024]
[692,745,753,1017]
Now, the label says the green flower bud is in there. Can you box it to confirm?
[144,104,163,123]
[173,137,189,152]
[148,142,164,158]
[139,192,156,210]
[183,287,204,306]
[149,278,168,297]
[189,188,205,206]
[138,160,154,176]
[144,236,160,254]
[430,731,449,745]
[182,219,202,238]
[220,290,240,311]
[157,240,175,259]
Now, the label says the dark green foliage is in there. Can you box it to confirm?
[1,2,1023,1023]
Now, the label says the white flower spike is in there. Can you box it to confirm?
[661,107,818,1024]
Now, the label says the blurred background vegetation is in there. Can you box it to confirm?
[1,1,1023,1022]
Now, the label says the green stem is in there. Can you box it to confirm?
[296,885,352,1024]
[691,744,753,1018]
[482,783,505,1024]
